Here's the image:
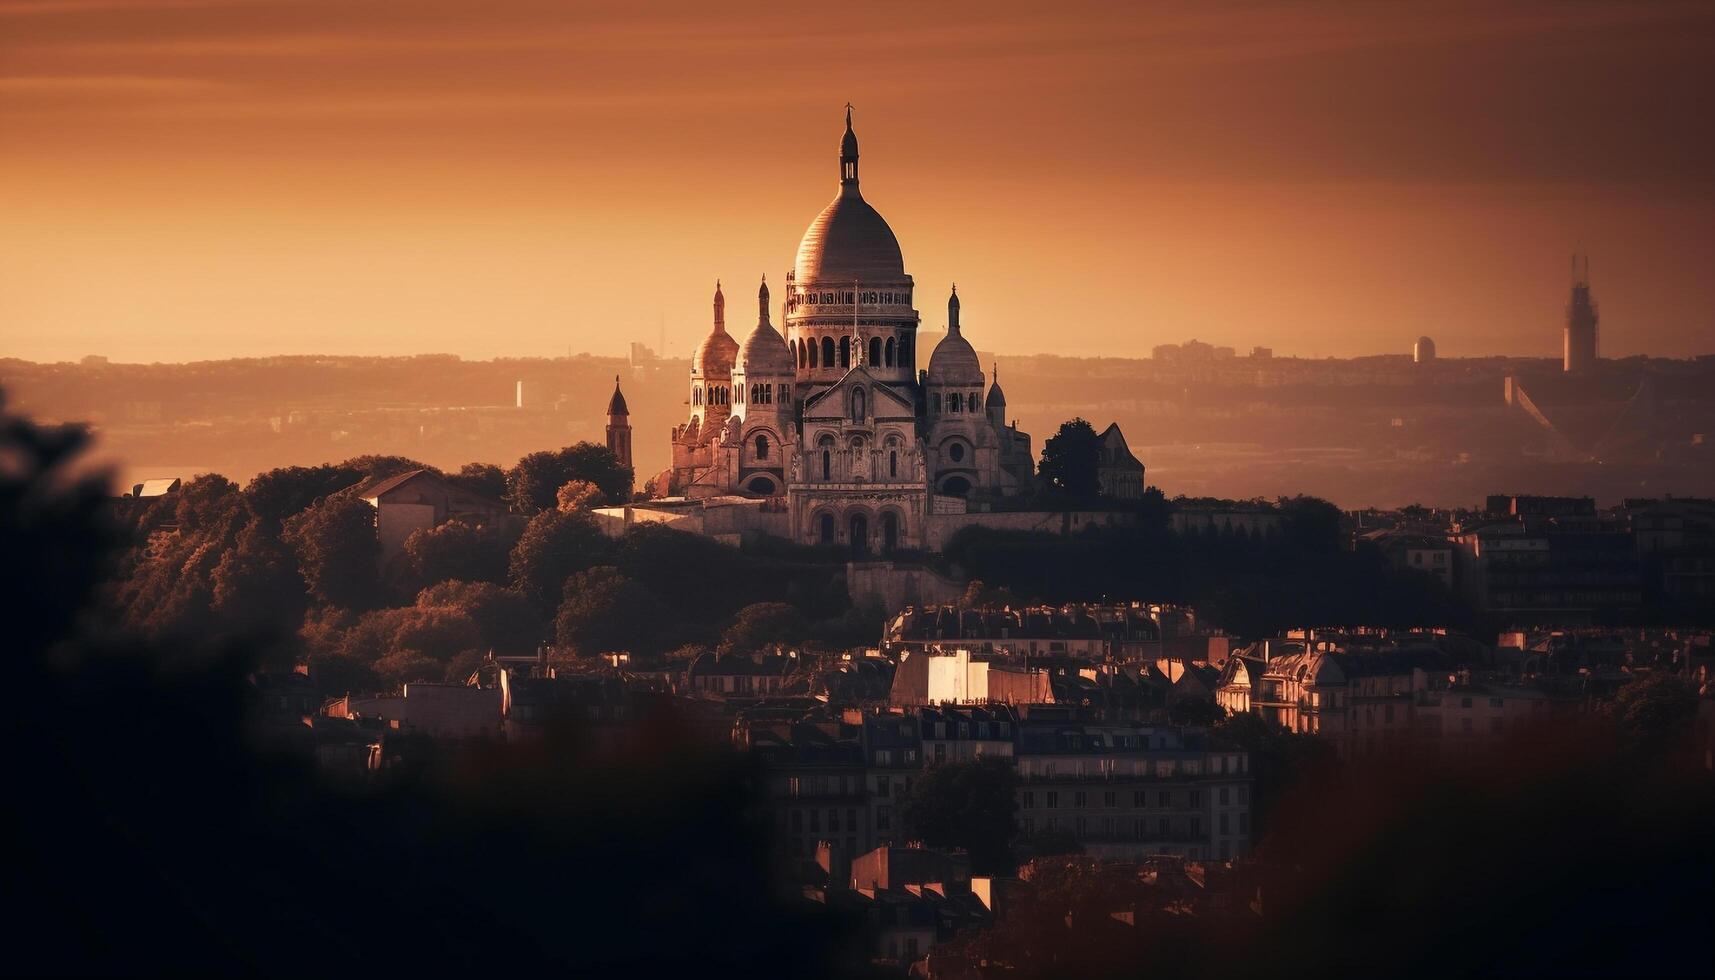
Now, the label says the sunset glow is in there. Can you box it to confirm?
[5,0,1713,363]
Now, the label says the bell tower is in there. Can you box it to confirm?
[605,375,632,471]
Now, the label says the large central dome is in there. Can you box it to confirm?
[792,109,906,283]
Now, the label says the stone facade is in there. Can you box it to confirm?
[652,110,1035,554]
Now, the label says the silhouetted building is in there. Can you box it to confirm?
[1563,253,1599,373]
[604,375,632,471]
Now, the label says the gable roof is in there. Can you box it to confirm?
[801,365,915,419]
[1099,423,1140,465]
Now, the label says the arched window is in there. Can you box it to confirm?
[821,337,835,369]
[809,338,819,368]
[889,451,898,478]
[882,511,899,553]
[885,337,895,366]
[948,441,966,463]
[849,512,869,558]
[755,434,769,459]
[869,337,882,366]
[970,392,980,413]
[822,449,832,481]
[839,336,850,368]
[851,386,865,423]
[694,388,701,406]
[777,384,788,403]
[818,512,835,545]
[948,392,962,413]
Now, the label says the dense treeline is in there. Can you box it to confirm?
[943,496,1477,638]
[108,443,874,697]
[0,391,853,977]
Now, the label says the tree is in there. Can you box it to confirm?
[1039,418,1102,499]
[337,455,437,482]
[556,479,605,513]
[552,566,675,657]
[508,509,610,610]
[416,580,544,654]
[961,579,1020,609]
[0,391,117,656]
[174,473,242,533]
[447,462,508,501]
[209,519,307,659]
[507,444,631,512]
[1212,710,1335,843]
[1277,494,1344,555]
[244,464,361,524]
[719,602,808,655]
[283,495,381,609]
[403,518,511,586]
[898,757,1018,874]
[1612,672,1698,748]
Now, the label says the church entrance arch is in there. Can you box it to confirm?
[881,510,900,554]
[817,511,836,546]
[849,511,869,558]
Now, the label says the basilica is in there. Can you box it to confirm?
[643,110,1034,554]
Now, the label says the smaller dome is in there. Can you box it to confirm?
[739,323,794,378]
[607,376,628,415]
[929,333,982,385]
[738,276,795,379]
[695,330,739,379]
[927,286,983,385]
[986,364,1007,408]
[695,280,739,379]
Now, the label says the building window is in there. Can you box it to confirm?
[947,392,962,413]
[947,442,965,463]
[755,434,769,459]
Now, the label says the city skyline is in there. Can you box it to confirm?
[4,0,1715,364]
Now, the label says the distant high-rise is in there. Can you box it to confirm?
[1563,254,1599,373]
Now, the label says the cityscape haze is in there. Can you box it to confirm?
[2,3,1712,978]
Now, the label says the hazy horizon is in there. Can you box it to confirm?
[5,0,1714,365]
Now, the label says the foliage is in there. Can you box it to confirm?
[403,518,513,587]
[507,508,610,610]
[1039,417,1102,499]
[898,756,1019,874]
[243,463,362,524]
[282,495,382,609]
[0,393,119,655]
[337,455,438,482]
[446,462,508,501]
[962,578,1021,609]
[173,473,242,533]
[1611,671,1698,748]
[506,443,631,512]
[719,602,808,655]
[554,566,676,657]
[416,580,544,654]
[1212,710,1335,843]
[556,479,605,512]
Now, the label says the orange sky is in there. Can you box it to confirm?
[3,0,1713,364]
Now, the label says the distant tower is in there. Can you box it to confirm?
[1414,336,1437,363]
[1563,254,1599,373]
[605,375,632,470]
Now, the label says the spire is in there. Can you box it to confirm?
[840,102,859,190]
[758,274,770,326]
[606,374,629,416]
[713,279,726,333]
[948,283,961,336]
